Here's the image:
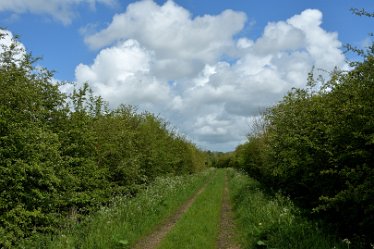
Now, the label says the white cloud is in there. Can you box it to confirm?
[75,2,346,151]
[84,0,246,79]
[287,9,344,70]
[253,21,305,55]
[0,29,26,62]
[0,0,117,25]
[75,39,170,111]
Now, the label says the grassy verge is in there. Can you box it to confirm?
[227,168,348,249]
[157,169,226,249]
[17,169,213,249]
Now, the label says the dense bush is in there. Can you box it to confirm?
[0,32,207,247]
[227,169,347,249]
[234,55,374,247]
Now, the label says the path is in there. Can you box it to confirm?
[132,170,241,249]
[132,181,208,249]
[217,175,241,249]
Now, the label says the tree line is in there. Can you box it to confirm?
[0,32,207,248]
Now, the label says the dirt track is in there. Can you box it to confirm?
[132,182,208,249]
[132,172,240,249]
[217,175,241,249]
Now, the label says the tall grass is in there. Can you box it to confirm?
[17,169,213,249]
[227,168,348,249]
[157,169,226,249]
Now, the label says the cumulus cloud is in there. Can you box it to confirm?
[0,0,117,25]
[287,9,345,69]
[76,39,171,111]
[84,0,246,79]
[0,29,26,62]
[75,2,346,151]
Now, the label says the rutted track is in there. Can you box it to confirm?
[132,169,241,249]
[217,175,240,249]
[132,179,210,249]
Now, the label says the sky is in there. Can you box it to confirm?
[0,0,373,152]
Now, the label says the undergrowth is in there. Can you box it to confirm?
[227,168,349,249]
[16,169,213,249]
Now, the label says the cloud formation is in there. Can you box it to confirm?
[0,29,26,61]
[0,0,117,25]
[76,39,171,110]
[77,1,345,151]
[84,0,246,80]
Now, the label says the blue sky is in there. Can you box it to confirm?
[0,0,373,151]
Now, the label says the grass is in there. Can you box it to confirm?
[18,168,352,249]
[16,169,213,249]
[227,168,349,249]
[157,169,226,249]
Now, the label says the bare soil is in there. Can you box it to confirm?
[217,175,241,249]
[132,182,208,249]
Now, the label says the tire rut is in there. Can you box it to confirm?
[132,179,209,249]
[217,174,241,249]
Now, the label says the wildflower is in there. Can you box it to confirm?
[342,238,351,248]
[342,238,350,244]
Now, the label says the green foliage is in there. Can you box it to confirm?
[351,8,374,18]
[206,151,238,169]
[18,170,212,249]
[233,56,374,247]
[0,31,208,248]
[228,169,346,249]
[0,32,65,247]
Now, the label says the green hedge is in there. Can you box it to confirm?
[234,56,374,247]
[0,32,207,248]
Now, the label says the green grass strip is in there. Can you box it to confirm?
[17,169,213,249]
[227,168,348,249]
[157,169,226,249]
